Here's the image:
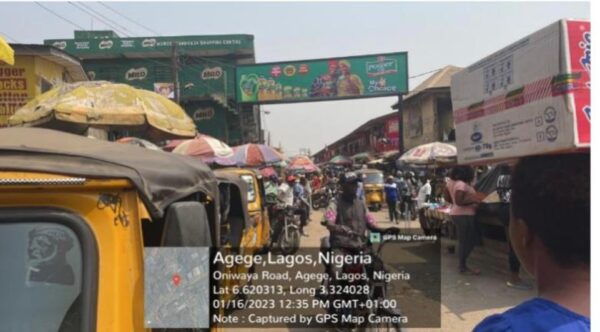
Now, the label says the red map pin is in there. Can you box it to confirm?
[172,273,181,286]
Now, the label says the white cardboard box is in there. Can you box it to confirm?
[451,19,590,164]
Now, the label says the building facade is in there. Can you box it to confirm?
[313,65,460,163]
[44,31,260,144]
[0,44,87,127]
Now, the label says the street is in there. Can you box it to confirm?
[230,206,535,332]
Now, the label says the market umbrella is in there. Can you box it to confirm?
[231,143,285,167]
[260,167,277,178]
[398,142,457,166]
[0,36,14,65]
[329,155,353,166]
[286,155,320,174]
[116,137,161,151]
[351,152,372,164]
[171,134,234,165]
[8,81,197,140]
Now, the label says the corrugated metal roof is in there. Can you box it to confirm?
[392,65,462,108]
[10,44,88,81]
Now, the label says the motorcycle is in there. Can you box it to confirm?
[312,184,336,210]
[269,204,301,255]
[318,220,404,332]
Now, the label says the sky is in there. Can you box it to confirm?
[0,1,590,155]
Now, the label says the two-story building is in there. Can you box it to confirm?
[313,65,460,163]
[0,44,87,127]
[44,31,260,145]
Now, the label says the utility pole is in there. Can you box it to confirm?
[171,42,180,104]
[397,94,405,154]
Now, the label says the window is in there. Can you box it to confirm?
[40,77,53,93]
[408,105,423,138]
[0,222,82,331]
[240,175,256,202]
[0,210,97,332]
[364,173,384,184]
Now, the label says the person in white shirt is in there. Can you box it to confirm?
[417,178,432,209]
[277,175,295,207]
[417,177,433,235]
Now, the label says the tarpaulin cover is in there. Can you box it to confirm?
[0,128,217,219]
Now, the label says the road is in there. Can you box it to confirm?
[227,207,535,331]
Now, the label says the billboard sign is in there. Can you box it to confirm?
[236,52,408,104]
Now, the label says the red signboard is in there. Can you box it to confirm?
[566,20,590,145]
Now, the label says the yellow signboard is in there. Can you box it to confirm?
[0,56,35,127]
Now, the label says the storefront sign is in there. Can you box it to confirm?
[193,107,215,121]
[201,67,223,80]
[0,65,32,127]
[236,52,408,104]
[125,67,148,81]
[45,34,254,56]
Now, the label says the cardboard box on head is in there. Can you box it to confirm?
[451,19,590,165]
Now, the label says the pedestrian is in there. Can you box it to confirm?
[474,153,589,331]
[444,165,486,275]
[301,175,312,220]
[384,175,399,223]
[311,173,322,191]
[416,176,432,234]
[293,177,309,236]
[400,172,416,220]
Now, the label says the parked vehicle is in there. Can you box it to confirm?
[319,221,403,332]
[269,204,301,255]
[219,168,272,251]
[359,169,385,211]
[311,185,334,210]
[0,128,220,331]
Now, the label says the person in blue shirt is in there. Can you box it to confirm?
[384,175,399,224]
[474,154,589,332]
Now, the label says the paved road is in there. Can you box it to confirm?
[227,207,535,331]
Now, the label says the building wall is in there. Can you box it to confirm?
[1,55,78,127]
[402,92,454,151]
[404,95,436,150]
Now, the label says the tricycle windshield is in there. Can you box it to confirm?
[364,173,384,184]
[0,222,83,331]
[240,174,257,202]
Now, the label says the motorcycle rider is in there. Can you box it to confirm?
[321,172,402,322]
[325,171,399,251]
[292,176,310,236]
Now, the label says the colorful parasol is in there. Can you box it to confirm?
[9,81,197,140]
[116,137,161,151]
[172,135,233,157]
[329,155,353,166]
[259,167,278,178]
[286,155,320,173]
[398,142,457,165]
[231,144,285,167]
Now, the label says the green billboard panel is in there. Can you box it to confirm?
[44,34,254,57]
[236,52,408,104]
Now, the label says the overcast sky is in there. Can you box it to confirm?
[0,1,589,155]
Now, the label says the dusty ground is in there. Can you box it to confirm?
[225,207,535,331]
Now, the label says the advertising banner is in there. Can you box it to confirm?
[236,52,408,104]
[451,20,590,164]
[565,20,591,145]
[154,83,175,99]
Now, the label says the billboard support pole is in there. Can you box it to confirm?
[171,42,180,104]
[397,94,404,154]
